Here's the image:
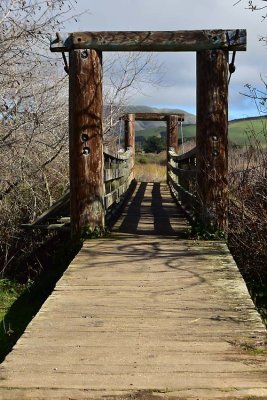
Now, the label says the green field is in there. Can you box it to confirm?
[136,117,267,147]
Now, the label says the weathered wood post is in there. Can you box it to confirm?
[166,115,179,183]
[196,50,228,232]
[69,49,104,239]
[167,115,179,152]
[124,113,135,178]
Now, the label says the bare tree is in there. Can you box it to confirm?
[103,51,162,146]
[0,1,163,276]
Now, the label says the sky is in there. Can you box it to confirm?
[64,0,266,120]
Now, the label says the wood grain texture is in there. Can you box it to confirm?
[69,49,104,238]
[124,114,135,179]
[0,185,266,399]
[121,113,184,121]
[51,30,247,52]
[196,50,229,231]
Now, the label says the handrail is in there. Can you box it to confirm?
[103,146,132,161]
[21,148,135,231]
[104,147,134,214]
[167,147,197,219]
[168,147,196,162]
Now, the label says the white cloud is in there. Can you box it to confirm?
[65,0,266,119]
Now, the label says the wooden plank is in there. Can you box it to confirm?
[104,178,131,210]
[196,50,228,232]
[20,223,69,231]
[20,191,70,228]
[168,162,196,178]
[104,148,132,161]
[104,168,129,182]
[168,173,196,200]
[1,186,267,399]
[169,147,196,162]
[69,49,104,239]
[50,30,247,52]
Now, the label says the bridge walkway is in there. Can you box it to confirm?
[0,182,266,399]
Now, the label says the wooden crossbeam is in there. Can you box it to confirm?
[51,30,246,52]
[120,113,184,121]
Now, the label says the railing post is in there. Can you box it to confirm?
[69,49,104,239]
[124,113,135,178]
[196,49,228,232]
[167,115,179,183]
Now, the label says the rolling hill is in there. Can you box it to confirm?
[125,105,196,131]
[129,106,267,147]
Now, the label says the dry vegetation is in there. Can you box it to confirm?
[228,128,267,320]
[135,152,166,182]
[0,0,161,280]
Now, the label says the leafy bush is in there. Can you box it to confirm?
[143,136,165,153]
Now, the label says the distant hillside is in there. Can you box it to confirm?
[125,105,196,131]
[228,117,267,145]
[134,113,267,147]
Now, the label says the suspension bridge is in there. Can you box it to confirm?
[0,29,266,399]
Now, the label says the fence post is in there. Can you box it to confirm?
[196,49,228,232]
[124,113,135,178]
[69,49,104,239]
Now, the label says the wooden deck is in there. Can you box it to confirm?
[0,182,266,399]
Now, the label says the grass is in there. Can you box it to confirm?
[0,279,28,328]
[135,152,166,182]
[229,117,267,146]
[135,163,166,182]
[0,235,81,363]
[136,116,267,147]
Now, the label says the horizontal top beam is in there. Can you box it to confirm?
[51,30,246,53]
[120,113,184,122]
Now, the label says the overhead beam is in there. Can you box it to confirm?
[51,30,246,52]
[121,113,184,122]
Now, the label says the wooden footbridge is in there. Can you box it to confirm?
[0,29,267,399]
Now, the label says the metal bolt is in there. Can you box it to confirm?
[81,50,88,59]
[212,136,218,141]
[82,133,89,142]
[82,147,90,155]
[212,150,219,157]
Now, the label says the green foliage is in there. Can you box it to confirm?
[188,222,226,241]
[0,237,81,362]
[143,136,165,154]
[0,280,29,324]
[135,152,166,165]
[81,226,109,240]
[136,117,267,147]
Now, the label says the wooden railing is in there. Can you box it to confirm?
[21,148,134,232]
[104,147,134,221]
[167,147,198,219]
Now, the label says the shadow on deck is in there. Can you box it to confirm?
[113,181,189,236]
